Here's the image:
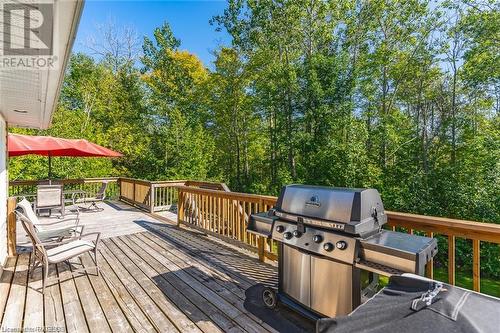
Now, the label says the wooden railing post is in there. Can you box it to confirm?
[133,181,137,203]
[117,177,122,200]
[257,236,265,262]
[149,182,155,213]
[7,197,17,256]
[473,239,480,292]
[177,189,184,227]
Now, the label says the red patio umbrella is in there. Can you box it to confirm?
[8,133,122,179]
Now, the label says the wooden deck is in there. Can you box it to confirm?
[2,202,313,333]
[16,201,177,249]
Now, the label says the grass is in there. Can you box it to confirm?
[433,267,500,297]
[378,268,500,297]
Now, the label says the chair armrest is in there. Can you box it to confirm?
[79,232,101,244]
[37,225,84,242]
[36,229,95,250]
[38,239,72,247]
[37,228,72,242]
[38,232,87,247]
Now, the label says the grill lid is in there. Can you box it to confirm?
[274,185,387,237]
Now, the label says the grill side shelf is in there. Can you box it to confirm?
[359,230,438,275]
[247,212,278,238]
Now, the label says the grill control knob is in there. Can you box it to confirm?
[323,242,334,252]
[313,235,323,243]
[293,230,302,238]
[336,241,348,250]
[276,225,285,233]
[283,232,293,240]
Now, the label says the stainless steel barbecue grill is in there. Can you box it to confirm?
[247,185,438,320]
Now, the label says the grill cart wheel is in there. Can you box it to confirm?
[262,288,277,309]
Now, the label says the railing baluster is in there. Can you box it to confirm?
[201,194,205,229]
[244,201,248,244]
[232,199,236,239]
[448,235,455,285]
[225,198,229,237]
[186,192,190,223]
[205,194,209,230]
[199,193,203,227]
[228,198,232,238]
[209,195,214,232]
[473,239,480,292]
[207,195,210,231]
[426,231,434,279]
[177,190,184,226]
[159,186,162,207]
[195,193,200,226]
[241,200,244,242]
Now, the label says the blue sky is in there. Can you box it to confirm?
[73,1,231,67]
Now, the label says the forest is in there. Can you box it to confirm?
[9,1,499,284]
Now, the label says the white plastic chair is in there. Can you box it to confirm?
[34,185,65,216]
[17,198,81,242]
[15,207,100,294]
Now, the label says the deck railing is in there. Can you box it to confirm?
[118,177,185,212]
[176,186,500,294]
[177,185,278,261]
[117,178,228,213]
[9,177,120,200]
[7,176,500,295]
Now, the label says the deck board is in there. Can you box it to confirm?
[102,239,199,333]
[24,253,44,331]
[69,257,111,333]
[0,257,16,321]
[57,261,90,333]
[95,246,157,332]
[79,254,133,333]
[135,232,277,332]
[99,242,179,332]
[130,233,269,333]
[1,254,29,331]
[1,201,312,333]
[16,201,156,249]
[111,236,227,333]
[44,264,66,332]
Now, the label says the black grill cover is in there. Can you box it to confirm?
[317,275,500,333]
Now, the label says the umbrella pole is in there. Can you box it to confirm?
[48,153,52,184]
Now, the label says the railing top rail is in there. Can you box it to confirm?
[117,177,152,186]
[151,180,187,184]
[184,180,231,191]
[10,177,119,186]
[177,185,500,242]
[387,211,500,243]
[152,182,186,188]
[177,185,278,204]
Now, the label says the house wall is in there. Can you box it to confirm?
[0,115,7,269]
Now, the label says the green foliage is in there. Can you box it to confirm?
[9,1,499,279]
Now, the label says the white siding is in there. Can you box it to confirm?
[0,115,7,266]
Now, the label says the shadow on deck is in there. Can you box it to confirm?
[1,200,314,333]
